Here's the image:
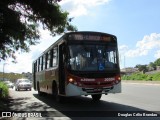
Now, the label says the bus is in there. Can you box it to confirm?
[32,31,121,102]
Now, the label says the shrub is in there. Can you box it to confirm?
[0,82,9,99]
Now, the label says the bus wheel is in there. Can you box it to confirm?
[37,82,43,96]
[52,82,64,103]
[91,94,102,101]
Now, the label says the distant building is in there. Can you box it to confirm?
[148,66,155,71]
[156,66,160,70]
[121,67,138,75]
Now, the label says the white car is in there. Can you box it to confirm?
[15,79,32,91]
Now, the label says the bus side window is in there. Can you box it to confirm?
[50,49,53,67]
[43,55,46,70]
[36,60,38,72]
[34,61,37,72]
[53,47,57,66]
[46,51,50,69]
[45,53,48,69]
[37,59,39,72]
[40,56,43,71]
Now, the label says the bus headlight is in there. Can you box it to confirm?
[114,75,121,84]
[69,78,74,82]
[118,76,121,81]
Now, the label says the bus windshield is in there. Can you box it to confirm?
[68,44,119,71]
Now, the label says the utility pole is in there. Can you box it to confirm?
[124,56,126,71]
[3,63,8,81]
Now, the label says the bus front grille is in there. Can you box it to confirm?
[82,87,113,93]
[83,82,112,86]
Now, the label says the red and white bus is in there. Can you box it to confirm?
[32,31,121,102]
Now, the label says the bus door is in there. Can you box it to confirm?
[58,43,66,94]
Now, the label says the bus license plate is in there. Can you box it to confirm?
[94,88,102,91]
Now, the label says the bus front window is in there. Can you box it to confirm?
[68,44,118,71]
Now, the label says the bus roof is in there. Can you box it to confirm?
[33,31,117,62]
[48,31,117,49]
[65,31,116,37]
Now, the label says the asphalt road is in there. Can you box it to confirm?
[4,82,160,120]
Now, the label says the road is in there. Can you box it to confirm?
[4,82,160,120]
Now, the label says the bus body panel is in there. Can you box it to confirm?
[108,82,121,93]
[35,67,59,94]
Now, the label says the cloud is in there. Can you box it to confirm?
[5,53,33,73]
[154,50,160,58]
[119,33,160,58]
[136,33,160,50]
[119,45,128,54]
[59,0,111,17]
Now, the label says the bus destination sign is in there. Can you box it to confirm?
[69,34,114,42]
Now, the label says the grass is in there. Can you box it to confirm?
[121,72,160,81]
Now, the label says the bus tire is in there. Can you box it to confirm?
[91,94,102,101]
[52,81,57,96]
[52,82,64,103]
[37,82,43,96]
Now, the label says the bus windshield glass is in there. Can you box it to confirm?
[68,44,119,71]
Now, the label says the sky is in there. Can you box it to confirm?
[1,0,160,73]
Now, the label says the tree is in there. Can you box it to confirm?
[148,62,156,70]
[0,0,77,61]
[154,58,160,66]
[135,64,148,73]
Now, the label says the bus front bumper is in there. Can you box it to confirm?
[65,82,121,96]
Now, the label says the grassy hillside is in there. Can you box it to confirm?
[0,72,24,83]
[122,72,160,81]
